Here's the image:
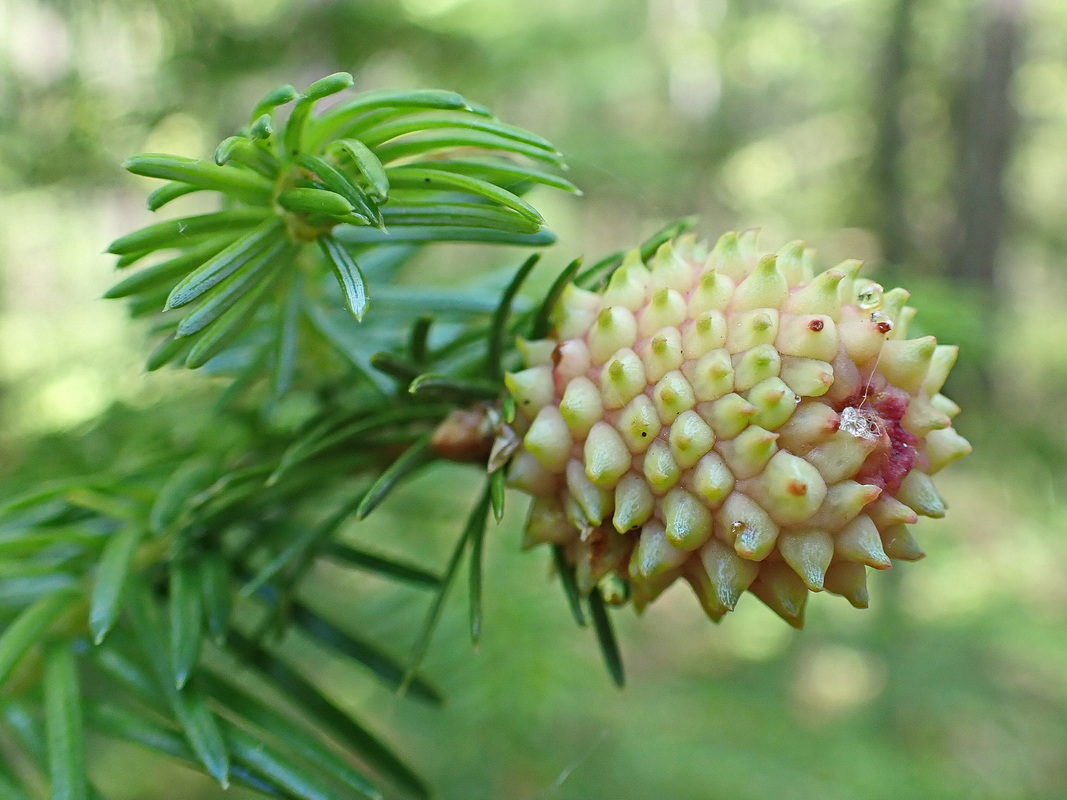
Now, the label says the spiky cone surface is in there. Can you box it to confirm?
[505,232,971,627]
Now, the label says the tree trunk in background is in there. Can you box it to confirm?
[947,0,1025,289]
[870,0,914,272]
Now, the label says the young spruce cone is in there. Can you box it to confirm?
[504,232,971,626]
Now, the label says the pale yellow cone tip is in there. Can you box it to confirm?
[554,284,601,339]
[779,356,834,398]
[750,563,808,627]
[880,287,911,327]
[604,250,651,310]
[835,514,892,569]
[597,573,630,606]
[923,345,959,395]
[504,366,554,417]
[880,524,925,561]
[553,338,591,383]
[641,326,684,383]
[523,406,572,473]
[776,314,839,362]
[931,393,961,418]
[824,562,869,608]
[776,402,839,453]
[732,517,779,562]
[732,254,788,311]
[673,232,701,258]
[900,396,951,438]
[613,474,654,533]
[587,306,638,364]
[600,348,645,409]
[663,486,713,551]
[823,349,864,406]
[643,439,681,493]
[782,269,845,318]
[564,493,592,531]
[699,538,760,611]
[633,519,688,578]
[805,428,879,485]
[726,309,779,354]
[807,480,881,531]
[617,394,661,453]
[516,337,556,367]
[584,422,631,488]
[688,271,735,316]
[776,240,813,284]
[926,428,972,474]
[639,286,687,335]
[684,348,734,402]
[688,451,735,507]
[753,450,828,526]
[705,230,746,280]
[894,470,946,518]
[653,369,697,425]
[736,229,762,271]
[779,529,834,591]
[668,410,716,468]
[559,376,604,438]
[867,494,919,527]
[617,247,649,277]
[683,566,727,623]
[748,377,798,430]
[834,259,864,296]
[718,425,778,479]
[891,305,917,340]
[701,392,757,439]
[650,239,696,293]
[878,336,937,394]
[732,343,782,391]
[837,311,892,365]
[682,310,728,359]
[717,491,778,556]
[566,459,610,526]
[507,449,558,497]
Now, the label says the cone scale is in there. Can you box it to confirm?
[505,232,971,626]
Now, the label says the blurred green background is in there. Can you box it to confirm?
[1,0,1066,798]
